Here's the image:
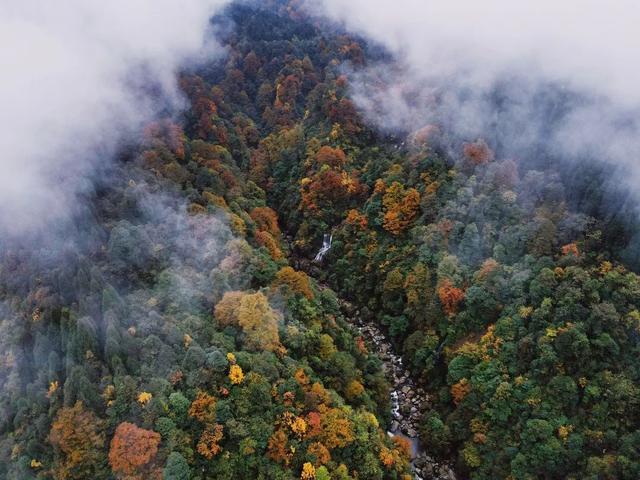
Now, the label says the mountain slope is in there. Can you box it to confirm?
[1,2,640,480]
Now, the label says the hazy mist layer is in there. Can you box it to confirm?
[309,0,640,208]
[0,0,230,234]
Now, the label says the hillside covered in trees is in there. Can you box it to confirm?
[1,2,640,480]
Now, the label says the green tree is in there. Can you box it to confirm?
[163,452,191,480]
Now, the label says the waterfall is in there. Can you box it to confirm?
[313,233,332,262]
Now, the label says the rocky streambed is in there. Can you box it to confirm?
[341,301,456,480]
[300,239,456,479]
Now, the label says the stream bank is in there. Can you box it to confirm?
[340,299,457,480]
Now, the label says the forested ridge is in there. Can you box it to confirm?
[1,2,640,480]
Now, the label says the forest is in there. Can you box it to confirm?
[1,1,640,480]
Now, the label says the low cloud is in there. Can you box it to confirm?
[0,0,230,234]
[312,0,640,103]
[309,0,640,203]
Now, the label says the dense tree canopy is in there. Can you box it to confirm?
[1,2,639,480]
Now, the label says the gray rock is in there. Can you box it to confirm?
[423,464,435,478]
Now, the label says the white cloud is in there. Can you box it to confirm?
[309,0,640,211]
[314,0,640,104]
[0,0,230,234]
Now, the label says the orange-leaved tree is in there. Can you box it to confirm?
[254,230,284,259]
[250,206,281,237]
[437,279,465,316]
[197,424,224,459]
[267,428,292,465]
[307,441,331,466]
[48,401,105,480]
[189,390,217,423]
[315,146,347,168]
[463,139,494,165]
[108,422,160,479]
[318,407,355,449]
[451,378,472,405]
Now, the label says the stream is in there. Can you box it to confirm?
[343,302,457,480]
[305,235,457,479]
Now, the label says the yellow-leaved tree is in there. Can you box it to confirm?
[381,181,420,235]
[238,291,282,351]
[214,291,244,328]
[215,291,282,352]
[273,266,314,299]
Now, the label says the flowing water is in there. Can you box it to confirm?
[347,306,457,480]
[313,233,332,262]
[299,233,456,479]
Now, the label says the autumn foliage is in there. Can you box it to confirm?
[381,181,421,235]
[300,145,366,216]
[179,76,221,141]
[300,462,316,480]
[437,279,465,316]
[237,292,282,352]
[274,266,314,299]
[143,120,185,160]
[561,242,580,257]
[4,5,639,480]
[451,378,472,405]
[197,424,224,459]
[301,168,365,212]
[345,208,368,229]
[318,407,355,449]
[463,139,494,165]
[344,379,364,400]
[108,422,160,479]
[189,390,217,423]
[214,291,282,352]
[48,401,105,480]
[214,291,244,327]
[255,229,284,259]
[307,441,331,465]
[250,206,281,237]
[267,428,293,465]
[229,364,245,384]
[315,146,347,168]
